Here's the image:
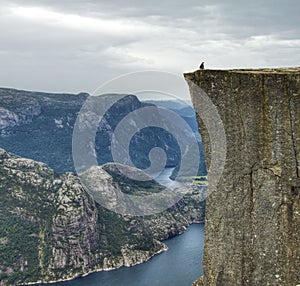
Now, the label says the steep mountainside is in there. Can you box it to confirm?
[0,88,204,174]
[0,149,204,285]
[186,68,300,286]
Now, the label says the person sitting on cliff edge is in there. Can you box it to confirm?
[199,62,205,69]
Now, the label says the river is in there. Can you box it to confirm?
[151,167,183,189]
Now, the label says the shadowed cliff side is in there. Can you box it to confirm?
[185,68,300,286]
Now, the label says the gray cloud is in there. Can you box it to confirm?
[0,0,299,94]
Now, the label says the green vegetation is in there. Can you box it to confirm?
[103,164,165,196]
[0,214,41,284]
[1,151,196,285]
[192,176,208,185]
[172,175,208,185]
[0,151,57,285]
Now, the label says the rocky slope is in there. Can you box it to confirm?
[0,149,204,285]
[186,68,300,286]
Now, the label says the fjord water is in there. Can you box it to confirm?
[38,169,205,286]
[152,167,183,189]
[43,224,204,286]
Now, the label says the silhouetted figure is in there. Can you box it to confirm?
[199,62,205,70]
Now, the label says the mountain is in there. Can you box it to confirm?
[0,87,206,285]
[143,99,207,178]
[0,88,87,174]
[144,99,199,135]
[0,88,189,174]
[0,148,205,285]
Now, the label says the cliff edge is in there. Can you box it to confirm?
[185,68,300,286]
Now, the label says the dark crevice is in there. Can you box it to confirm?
[288,95,300,178]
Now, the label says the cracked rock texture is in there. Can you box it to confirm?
[185,68,300,286]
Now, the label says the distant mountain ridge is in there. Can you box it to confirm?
[0,88,206,176]
[0,88,182,174]
[144,99,196,118]
[143,99,201,141]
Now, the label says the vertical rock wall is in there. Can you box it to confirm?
[185,68,300,286]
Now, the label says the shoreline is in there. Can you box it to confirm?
[25,223,204,286]
[25,244,168,286]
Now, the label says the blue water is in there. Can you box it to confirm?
[151,167,183,189]
[40,224,204,286]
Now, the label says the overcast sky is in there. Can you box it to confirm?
[0,0,299,95]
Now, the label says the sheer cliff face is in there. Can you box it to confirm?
[185,68,300,286]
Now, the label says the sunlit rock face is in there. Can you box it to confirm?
[186,68,300,286]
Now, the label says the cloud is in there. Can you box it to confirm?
[0,0,299,94]
[245,35,300,49]
[8,6,157,37]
